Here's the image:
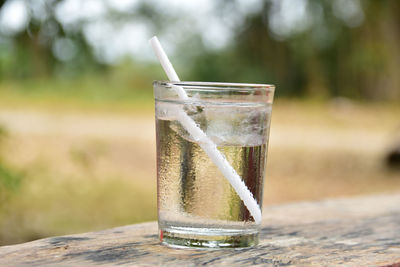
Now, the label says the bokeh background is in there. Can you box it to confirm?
[1,0,399,245]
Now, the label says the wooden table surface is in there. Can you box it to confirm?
[1,193,400,266]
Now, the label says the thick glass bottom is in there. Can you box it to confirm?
[160,226,259,249]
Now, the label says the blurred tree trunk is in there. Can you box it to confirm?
[383,1,400,100]
[353,1,400,100]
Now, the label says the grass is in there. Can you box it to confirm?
[0,70,157,114]
[0,78,400,245]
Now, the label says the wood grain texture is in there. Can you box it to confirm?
[1,193,400,266]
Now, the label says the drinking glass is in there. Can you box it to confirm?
[154,81,274,248]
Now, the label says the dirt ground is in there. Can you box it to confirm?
[0,101,399,245]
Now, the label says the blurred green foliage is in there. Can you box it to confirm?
[0,125,23,204]
[1,0,399,101]
[186,0,400,101]
[0,164,23,199]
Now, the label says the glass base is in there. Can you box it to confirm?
[160,226,259,249]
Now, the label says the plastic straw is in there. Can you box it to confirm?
[149,36,262,224]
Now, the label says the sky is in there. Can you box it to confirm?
[0,0,364,64]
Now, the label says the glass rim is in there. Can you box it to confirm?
[153,80,275,92]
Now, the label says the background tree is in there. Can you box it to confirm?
[0,0,399,100]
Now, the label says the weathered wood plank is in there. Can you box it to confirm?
[1,193,400,266]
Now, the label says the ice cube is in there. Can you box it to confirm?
[156,102,181,120]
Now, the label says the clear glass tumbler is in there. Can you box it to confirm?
[154,81,275,249]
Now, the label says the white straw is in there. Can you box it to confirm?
[149,37,180,81]
[149,36,262,224]
[149,37,188,100]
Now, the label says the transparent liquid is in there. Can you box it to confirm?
[156,100,271,248]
